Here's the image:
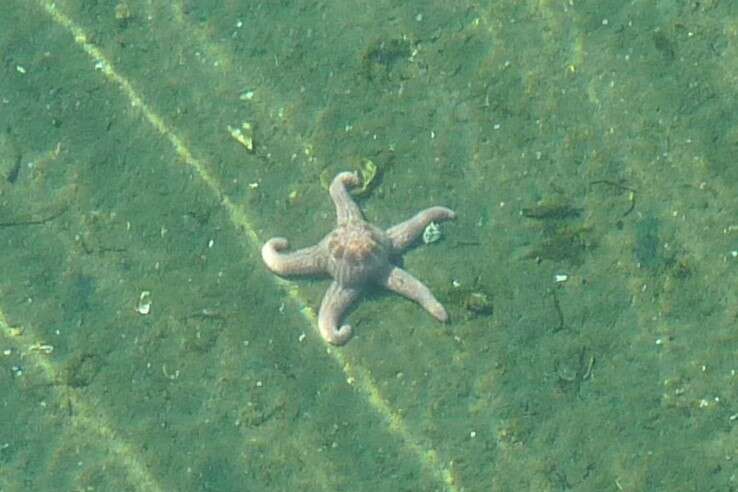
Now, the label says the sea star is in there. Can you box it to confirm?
[261,171,456,345]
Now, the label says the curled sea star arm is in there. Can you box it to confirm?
[386,206,456,252]
[381,266,448,322]
[330,171,364,225]
[261,238,326,276]
[318,281,360,345]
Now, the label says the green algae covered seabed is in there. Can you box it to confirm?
[1,1,737,490]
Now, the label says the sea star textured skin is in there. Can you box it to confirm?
[262,171,456,345]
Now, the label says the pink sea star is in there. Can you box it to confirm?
[261,171,456,345]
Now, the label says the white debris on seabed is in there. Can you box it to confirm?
[227,122,254,152]
[422,221,442,244]
[135,290,152,315]
[28,342,54,355]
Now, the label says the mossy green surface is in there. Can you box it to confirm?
[1,1,737,491]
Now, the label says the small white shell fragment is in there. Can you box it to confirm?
[227,122,254,152]
[28,342,54,354]
[422,222,442,244]
[135,290,152,315]
[554,274,568,283]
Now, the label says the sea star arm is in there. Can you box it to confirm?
[318,281,360,345]
[330,171,364,225]
[381,266,448,322]
[261,238,326,276]
[386,206,456,252]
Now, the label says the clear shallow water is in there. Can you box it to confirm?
[1,1,737,491]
